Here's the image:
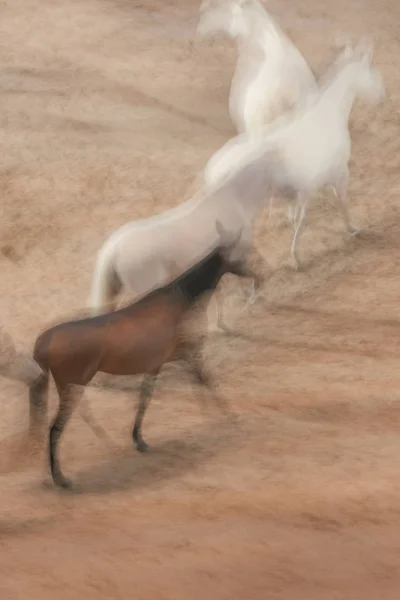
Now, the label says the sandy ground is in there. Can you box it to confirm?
[0,0,400,597]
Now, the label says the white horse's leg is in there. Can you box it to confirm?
[287,194,302,230]
[293,194,303,228]
[287,201,295,225]
[207,290,235,335]
[290,194,311,269]
[207,257,264,335]
[267,196,275,220]
[332,171,360,236]
[242,245,266,305]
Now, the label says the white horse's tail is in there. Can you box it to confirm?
[89,241,120,316]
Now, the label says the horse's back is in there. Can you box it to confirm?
[105,194,203,244]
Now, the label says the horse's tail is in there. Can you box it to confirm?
[0,326,47,437]
[88,240,120,315]
[29,369,49,439]
[0,327,44,386]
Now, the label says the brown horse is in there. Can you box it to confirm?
[28,223,254,489]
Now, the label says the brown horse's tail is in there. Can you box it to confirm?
[28,369,49,439]
[0,328,44,385]
[0,326,47,437]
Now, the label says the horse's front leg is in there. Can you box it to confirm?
[332,170,360,236]
[290,194,311,269]
[208,271,261,336]
[288,194,302,230]
[206,286,236,335]
[133,372,159,452]
[183,339,231,416]
[232,249,267,308]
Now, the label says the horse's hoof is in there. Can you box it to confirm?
[219,323,237,336]
[136,441,149,453]
[292,260,302,271]
[349,228,361,237]
[54,476,73,490]
[222,328,236,336]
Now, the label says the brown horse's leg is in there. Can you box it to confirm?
[49,384,83,489]
[133,372,158,453]
[79,397,116,449]
[29,371,49,442]
[184,340,230,415]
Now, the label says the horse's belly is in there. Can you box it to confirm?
[100,345,174,375]
[47,332,104,387]
[283,135,349,189]
[99,319,178,376]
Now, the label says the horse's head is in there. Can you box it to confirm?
[346,41,385,105]
[197,0,256,39]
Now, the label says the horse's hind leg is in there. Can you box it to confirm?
[233,250,266,306]
[290,194,311,269]
[207,288,236,335]
[133,372,158,453]
[49,384,83,489]
[288,195,302,230]
[332,170,359,236]
[79,397,116,450]
[184,341,230,416]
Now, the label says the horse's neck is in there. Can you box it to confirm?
[177,190,210,219]
[236,10,284,56]
[216,151,271,221]
[180,255,222,306]
[233,19,284,94]
[190,189,220,222]
[319,64,357,125]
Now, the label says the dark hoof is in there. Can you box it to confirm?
[219,323,239,336]
[292,260,304,272]
[136,440,149,453]
[54,475,73,490]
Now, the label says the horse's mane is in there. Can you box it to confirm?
[203,98,311,190]
[316,45,365,91]
[40,244,225,335]
[201,0,283,47]
[116,244,225,310]
[161,245,222,293]
[242,0,285,48]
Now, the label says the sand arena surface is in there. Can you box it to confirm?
[1,0,400,597]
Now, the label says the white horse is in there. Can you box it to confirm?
[201,41,385,268]
[88,158,275,333]
[197,0,318,136]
